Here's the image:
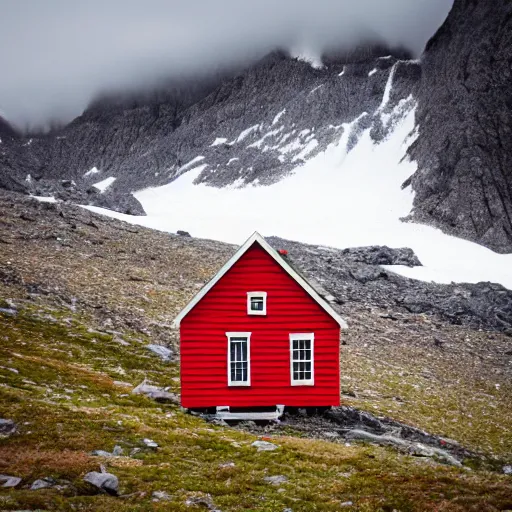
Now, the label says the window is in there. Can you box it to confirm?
[290,333,314,386]
[227,332,251,386]
[247,292,267,315]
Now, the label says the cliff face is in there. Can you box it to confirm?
[408,0,512,252]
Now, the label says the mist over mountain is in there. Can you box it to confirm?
[0,0,452,128]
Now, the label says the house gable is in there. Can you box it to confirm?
[173,232,347,329]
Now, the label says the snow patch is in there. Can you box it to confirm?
[247,128,283,149]
[272,110,286,125]
[30,195,57,203]
[378,63,397,112]
[234,125,260,143]
[211,137,227,147]
[292,139,318,162]
[368,68,377,77]
[309,85,324,95]
[338,67,346,77]
[92,176,116,193]
[178,156,205,173]
[83,105,512,291]
[84,167,101,177]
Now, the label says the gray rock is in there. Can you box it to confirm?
[177,230,191,237]
[112,445,124,456]
[153,490,172,501]
[0,308,17,316]
[503,465,512,475]
[219,462,235,468]
[113,380,132,388]
[0,474,22,487]
[30,477,56,490]
[132,379,179,404]
[251,440,278,451]
[341,246,422,267]
[84,471,119,495]
[185,494,220,511]
[132,379,161,395]
[264,475,288,485]
[146,344,173,362]
[90,450,113,457]
[143,438,158,449]
[345,429,462,466]
[345,429,409,449]
[409,443,462,467]
[0,418,16,436]
[147,390,180,404]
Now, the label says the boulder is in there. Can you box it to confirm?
[264,475,288,485]
[31,477,56,490]
[146,344,173,362]
[132,379,179,404]
[251,440,278,451]
[0,418,16,436]
[0,475,22,488]
[112,445,124,456]
[341,246,422,267]
[91,450,114,457]
[143,438,159,449]
[84,471,119,495]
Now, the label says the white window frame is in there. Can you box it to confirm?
[247,292,267,316]
[289,333,315,386]
[226,332,251,386]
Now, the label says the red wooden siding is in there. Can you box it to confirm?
[180,242,340,408]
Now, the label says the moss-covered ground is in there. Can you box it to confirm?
[1,308,512,512]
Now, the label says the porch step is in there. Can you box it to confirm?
[215,405,284,421]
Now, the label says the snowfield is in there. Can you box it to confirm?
[83,106,512,291]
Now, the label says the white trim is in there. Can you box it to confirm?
[215,405,285,421]
[172,232,348,328]
[226,332,251,386]
[247,291,267,315]
[290,333,315,386]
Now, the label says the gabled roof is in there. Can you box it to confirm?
[172,232,348,329]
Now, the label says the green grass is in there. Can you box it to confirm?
[340,342,512,458]
[1,308,512,511]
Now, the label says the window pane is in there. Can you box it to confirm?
[292,338,313,381]
[250,297,264,311]
[230,336,248,382]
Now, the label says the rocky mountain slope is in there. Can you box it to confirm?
[0,0,511,253]
[0,189,511,510]
[407,0,512,253]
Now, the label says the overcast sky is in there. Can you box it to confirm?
[0,0,453,128]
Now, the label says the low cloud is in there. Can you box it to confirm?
[0,0,453,128]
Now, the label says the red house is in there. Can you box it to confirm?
[173,232,347,419]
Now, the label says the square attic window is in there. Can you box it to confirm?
[247,292,267,315]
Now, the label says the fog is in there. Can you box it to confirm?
[0,0,453,128]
